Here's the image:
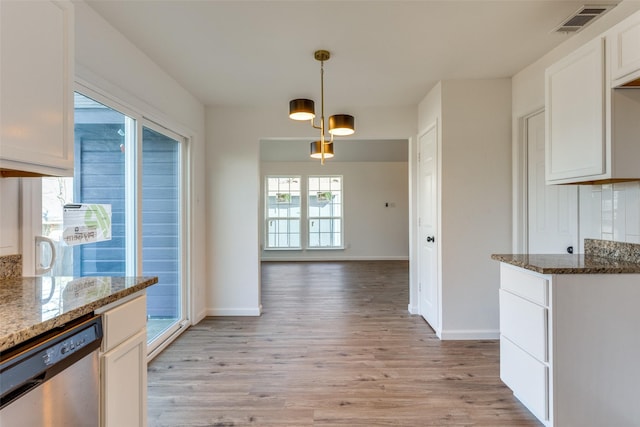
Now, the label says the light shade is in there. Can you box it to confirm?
[328,114,355,136]
[310,141,334,159]
[289,99,315,120]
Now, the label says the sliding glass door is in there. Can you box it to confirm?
[142,125,185,344]
[40,90,188,353]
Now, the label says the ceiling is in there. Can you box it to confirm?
[84,0,620,111]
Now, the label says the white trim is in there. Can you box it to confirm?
[193,308,207,324]
[261,256,410,262]
[439,329,500,340]
[407,303,419,315]
[206,307,262,316]
[19,179,42,276]
[147,321,190,363]
[514,107,544,253]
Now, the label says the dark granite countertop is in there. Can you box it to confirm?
[492,239,640,275]
[490,253,640,274]
[0,275,158,352]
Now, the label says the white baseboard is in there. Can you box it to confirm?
[205,307,262,316]
[193,308,207,324]
[407,303,419,314]
[261,256,409,262]
[439,329,500,340]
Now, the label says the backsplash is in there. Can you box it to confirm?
[580,182,640,245]
[0,254,22,279]
[584,239,640,263]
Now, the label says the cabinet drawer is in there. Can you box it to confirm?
[500,336,548,423]
[500,264,548,305]
[102,294,147,352]
[499,290,547,362]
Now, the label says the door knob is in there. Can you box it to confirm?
[567,246,574,254]
[427,236,435,243]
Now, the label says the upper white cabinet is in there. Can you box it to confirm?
[611,11,640,86]
[0,0,74,177]
[545,37,606,184]
[545,9,640,185]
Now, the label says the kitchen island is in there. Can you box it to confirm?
[492,239,640,427]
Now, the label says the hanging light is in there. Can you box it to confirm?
[289,50,355,164]
[310,141,334,159]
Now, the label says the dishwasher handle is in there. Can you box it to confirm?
[0,374,46,408]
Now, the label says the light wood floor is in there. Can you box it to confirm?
[148,261,540,426]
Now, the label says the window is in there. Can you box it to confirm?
[41,91,188,352]
[308,176,342,248]
[265,176,301,249]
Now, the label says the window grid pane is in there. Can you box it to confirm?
[265,176,301,249]
[308,176,342,248]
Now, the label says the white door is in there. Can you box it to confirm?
[527,110,578,253]
[418,125,439,332]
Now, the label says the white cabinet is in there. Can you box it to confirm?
[498,263,640,426]
[545,22,640,185]
[611,11,640,86]
[97,293,148,427]
[545,37,606,184]
[0,0,74,177]
[499,265,549,423]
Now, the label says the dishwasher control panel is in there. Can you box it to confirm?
[43,324,100,366]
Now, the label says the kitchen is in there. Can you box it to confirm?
[2,1,640,426]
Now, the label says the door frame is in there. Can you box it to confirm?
[515,107,580,254]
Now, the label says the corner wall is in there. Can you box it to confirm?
[417,79,512,339]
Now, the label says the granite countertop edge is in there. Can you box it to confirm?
[491,239,640,274]
[490,254,640,274]
[0,276,158,353]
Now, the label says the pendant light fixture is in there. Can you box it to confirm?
[289,50,355,164]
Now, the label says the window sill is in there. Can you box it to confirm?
[263,247,303,251]
[306,247,344,251]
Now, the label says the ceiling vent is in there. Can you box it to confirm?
[554,5,615,33]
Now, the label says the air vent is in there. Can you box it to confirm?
[554,5,615,33]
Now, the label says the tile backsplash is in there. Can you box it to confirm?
[580,182,640,247]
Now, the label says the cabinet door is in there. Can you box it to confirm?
[545,37,605,184]
[0,0,74,176]
[611,11,640,86]
[102,329,147,427]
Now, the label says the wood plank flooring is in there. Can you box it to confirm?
[148,261,541,426]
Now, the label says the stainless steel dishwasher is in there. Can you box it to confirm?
[0,315,103,427]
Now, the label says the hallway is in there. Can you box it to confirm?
[147,261,539,426]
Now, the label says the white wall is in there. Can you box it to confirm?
[0,179,20,255]
[417,79,512,339]
[206,106,415,316]
[260,161,409,261]
[512,1,640,253]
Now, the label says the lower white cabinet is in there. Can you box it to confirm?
[97,293,147,427]
[498,263,640,426]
